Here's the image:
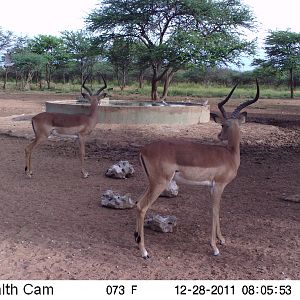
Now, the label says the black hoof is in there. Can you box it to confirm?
[143,254,150,260]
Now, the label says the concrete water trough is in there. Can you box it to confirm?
[45,99,210,125]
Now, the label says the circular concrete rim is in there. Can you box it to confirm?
[45,100,210,125]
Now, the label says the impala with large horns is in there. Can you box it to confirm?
[25,74,107,178]
[134,80,260,258]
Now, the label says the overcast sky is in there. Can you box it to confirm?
[1,0,299,69]
[1,0,299,37]
[0,0,99,36]
[243,0,300,44]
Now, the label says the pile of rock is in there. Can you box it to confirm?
[144,213,177,233]
[102,161,180,232]
[101,190,135,209]
[105,161,135,179]
[160,180,179,198]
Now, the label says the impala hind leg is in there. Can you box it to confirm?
[24,135,46,178]
[78,134,89,178]
[135,182,168,259]
[210,183,226,256]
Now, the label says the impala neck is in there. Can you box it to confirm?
[227,126,241,167]
[89,99,98,117]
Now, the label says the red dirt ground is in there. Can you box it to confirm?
[0,91,299,280]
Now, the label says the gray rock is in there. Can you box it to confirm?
[101,190,135,209]
[144,213,177,233]
[160,180,179,198]
[105,160,135,179]
[280,194,300,203]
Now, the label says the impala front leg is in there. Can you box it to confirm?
[210,183,225,256]
[135,182,167,259]
[25,143,33,178]
[78,134,89,178]
[135,211,148,259]
[135,187,151,259]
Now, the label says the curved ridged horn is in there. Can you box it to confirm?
[95,73,107,96]
[82,75,93,96]
[231,79,259,118]
[218,83,238,119]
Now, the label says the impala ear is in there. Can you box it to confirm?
[100,92,108,99]
[238,111,247,124]
[210,113,224,124]
[81,93,92,101]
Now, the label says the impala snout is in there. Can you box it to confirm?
[218,123,229,142]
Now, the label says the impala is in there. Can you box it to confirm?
[25,75,107,178]
[134,80,259,258]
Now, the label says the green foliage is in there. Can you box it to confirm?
[113,81,298,99]
[87,0,257,67]
[29,35,63,56]
[12,51,47,73]
[61,30,97,60]
[11,51,48,90]
[2,4,300,97]
[253,30,300,98]
[27,35,68,88]
[0,27,14,51]
[107,38,136,87]
[86,0,257,99]
[28,35,67,71]
[264,30,300,70]
[61,30,103,84]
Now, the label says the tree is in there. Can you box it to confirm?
[12,51,47,90]
[1,32,29,89]
[61,30,98,85]
[86,0,256,100]
[255,30,300,98]
[107,38,135,89]
[0,27,14,52]
[29,35,65,89]
[132,42,151,89]
[1,28,14,89]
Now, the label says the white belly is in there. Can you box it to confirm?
[50,128,81,139]
[174,167,217,186]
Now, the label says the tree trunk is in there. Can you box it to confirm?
[15,71,18,88]
[138,69,144,89]
[290,68,294,99]
[3,68,8,89]
[150,64,176,101]
[80,60,85,94]
[24,71,33,90]
[121,67,126,90]
[46,63,51,89]
[151,78,159,100]
[37,72,43,90]
[115,67,121,89]
[151,65,159,100]
[161,69,176,101]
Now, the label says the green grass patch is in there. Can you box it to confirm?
[117,82,299,99]
[1,80,299,99]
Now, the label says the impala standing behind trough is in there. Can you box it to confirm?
[25,75,107,178]
[134,80,259,258]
